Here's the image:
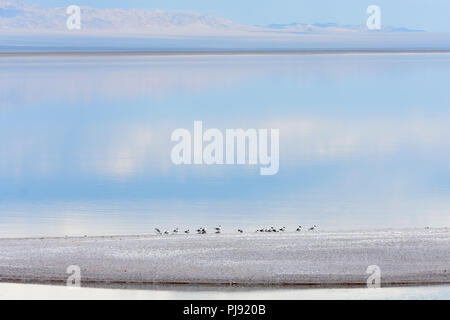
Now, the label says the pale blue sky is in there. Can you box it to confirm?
[21,0,450,32]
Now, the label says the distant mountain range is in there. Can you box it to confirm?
[265,22,424,33]
[0,0,423,36]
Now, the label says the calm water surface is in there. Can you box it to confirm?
[1,53,450,237]
[1,283,449,300]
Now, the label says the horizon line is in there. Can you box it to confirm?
[1,49,450,58]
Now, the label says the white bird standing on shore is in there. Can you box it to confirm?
[155,224,318,236]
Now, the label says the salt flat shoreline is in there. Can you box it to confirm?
[1,49,450,58]
[0,229,448,288]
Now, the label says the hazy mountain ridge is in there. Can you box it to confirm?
[265,22,424,33]
[0,0,252,34]
[0,0,423,36]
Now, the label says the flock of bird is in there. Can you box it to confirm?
[154,225,317,235]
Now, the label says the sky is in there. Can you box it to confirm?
[19,0,450,32]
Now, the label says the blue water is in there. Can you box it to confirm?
[1,53,450,237]
[1,283,449,300]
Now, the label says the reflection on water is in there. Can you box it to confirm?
[1,283,449,300]
[1,53,450,237]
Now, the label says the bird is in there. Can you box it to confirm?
[164,230,169,235]
[237,229,243,233]
[184,229,190,234]
[197,227,206,234]
[155,228,162,235]
[279,227,286,232]
[214,225,222,234]
[173,228,179,234]
[308,225,317,231]
[296,226,302,232]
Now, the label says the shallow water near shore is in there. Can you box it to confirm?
[0,282,449,300]
[1,53,450,237]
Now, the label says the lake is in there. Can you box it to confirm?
[1,283,449,300]
[1,53,450,237]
